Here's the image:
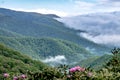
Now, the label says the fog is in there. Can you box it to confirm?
[57,12,120,47]
[42,55,67,66]
[80,33,120,46]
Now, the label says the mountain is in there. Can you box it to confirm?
[0,8,76,38]
[58,11,120,47]
[0,8,110,55]
[0,28,23,37]
[74,54,112,70]
[0,43,47,76]
[0,36,92,64]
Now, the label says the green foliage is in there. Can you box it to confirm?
[88,54,112,70]
[0,37,92,63]
[0,45,120,80]
[0,43,48,78]
[27,68,62,80]
[73,54,112,70]
[74,57,99,67]
[105,48,120,73]
[64,49,120,80]
[26,49,120,80]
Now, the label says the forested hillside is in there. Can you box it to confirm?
[0,43,47,77]
[74,54,112,70]
[0,28,23,37]
[0,37,91,63]
[0,8,110,55]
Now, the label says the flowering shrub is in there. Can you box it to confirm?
[1,48,120,80]
[69,66,85,73]
[2,74,27,80]
[66,66,93,80]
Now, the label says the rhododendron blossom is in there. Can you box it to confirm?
[69,67,76,72]
[13,76,18,80]
[69,66,85,73]
[3,73,9,78]
[20,74,27,79]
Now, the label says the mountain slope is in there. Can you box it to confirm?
[0,43,47,76]
[0,8,76,37]
[75,54,112,70]
[0,37,91,63]
[0,28,23,37]
[0,8,110,55]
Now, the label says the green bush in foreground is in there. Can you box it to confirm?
[1,48,120,80]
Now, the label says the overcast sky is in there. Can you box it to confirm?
[0,0,120,16]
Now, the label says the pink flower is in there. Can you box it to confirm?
[74,66,85,72]
[69,66,80,72]
[13,76,18,80]
[69,67,77,72]
[3,73,9,78]
[20,74,27,79]
[78,67,85,72]
[75,66,81,70]
[69,66,85,73]
[87,72,93,77]
[67,75,72,78]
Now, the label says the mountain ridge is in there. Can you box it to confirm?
[0,8,110,55]
[0,36,92,63]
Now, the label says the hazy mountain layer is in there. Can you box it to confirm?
[58,12,120,47]
[0,8,110,55]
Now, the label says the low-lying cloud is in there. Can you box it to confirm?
[42,55,67,65]
[57,11,120,47]
[80,33,120,47]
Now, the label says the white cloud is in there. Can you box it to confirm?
[80,33,120,47]
[42,55,66,64]
[29,8,68,17]
[58,11,120,47]
[69,0,120,16]
[7,8,68,17]
[100,0,120,2]
[41,55,67,66]
[74,1,94,9]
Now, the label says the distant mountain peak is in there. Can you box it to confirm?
[44,14,60,18]
[0,8,60,18]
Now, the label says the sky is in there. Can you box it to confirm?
[0,0,120,17]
